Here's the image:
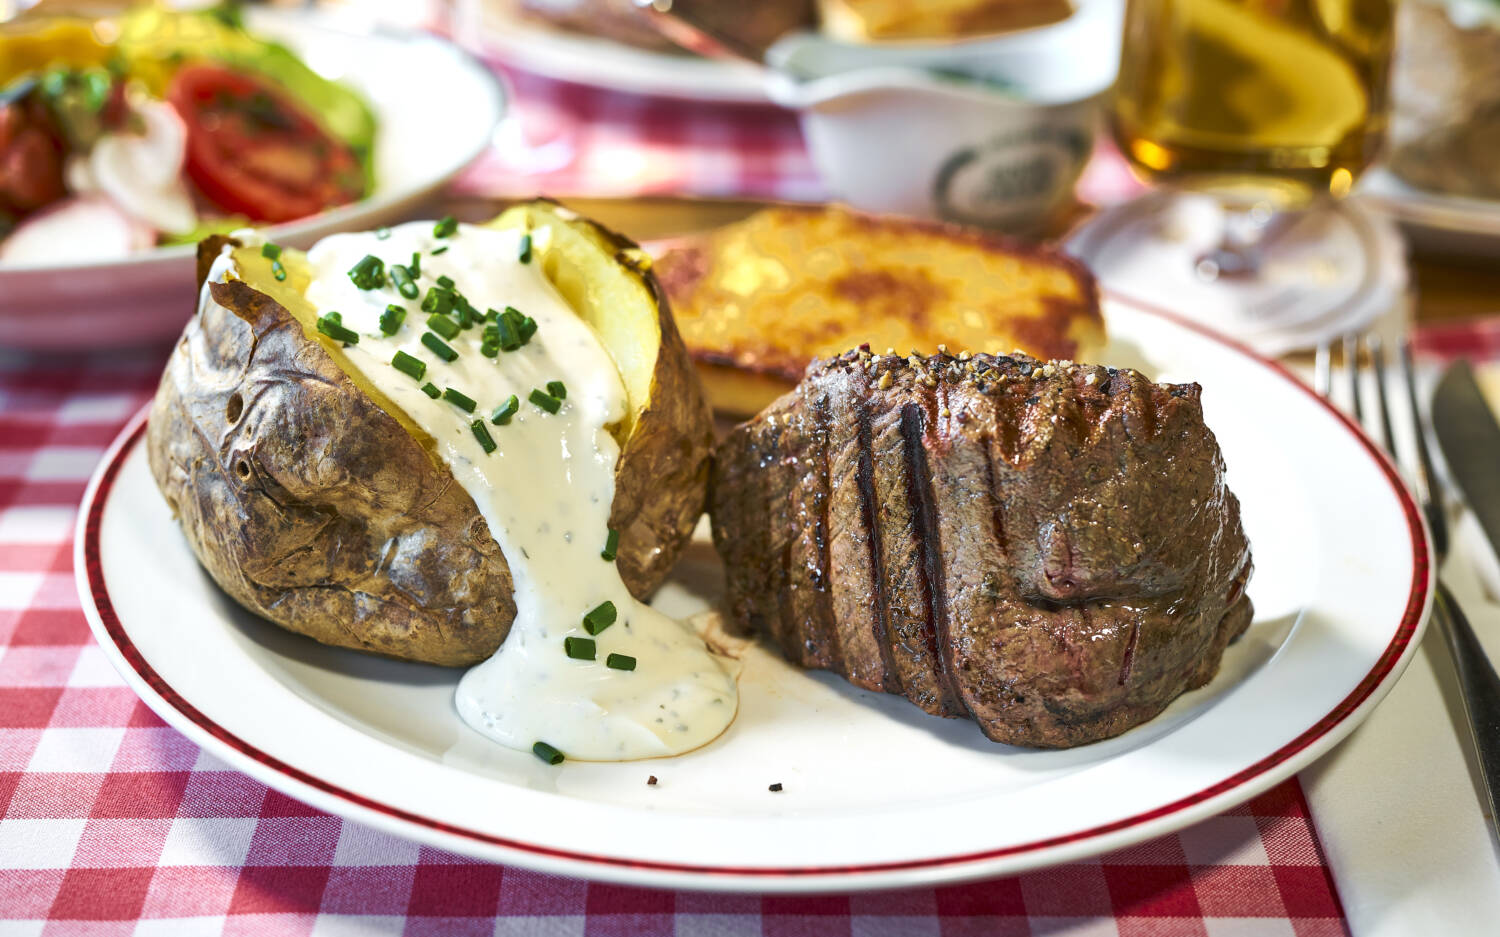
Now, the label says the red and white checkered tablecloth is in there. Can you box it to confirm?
[2,60,1443,935]
[452,65,825,202]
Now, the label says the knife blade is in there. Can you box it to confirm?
[1431,359,1500,843]
[1434,360,1500,556]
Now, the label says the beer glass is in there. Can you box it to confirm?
[1115,0,1393,206]
[1073,0,1398,341]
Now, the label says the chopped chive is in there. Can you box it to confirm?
[601,528,619,561]
[409,252,421,277]
[421,286,453,316]
[420,382,440,399]
[518,232,532,264]
[271,259,287,281]
[606,653,636,671]
[496,307,532,338]
[380,304,406,336]
[426,313,460,340]
[532,741,564,764]
[484,308,501,322]
[443,387,477,413]
[433,215,458,238]
[529,388,561,414]
[390,350,425,381]
[436,275,455,289]
[420,332,458,362]
[504,312,529,349]
[260,243,282,260]
[564,636,596,660]
[389,264,419,300]
[494,313,520,351]
[348,254,385,290]
[375,226,391,240]
[480,340,499,358]
[431,245,449,255]
[316,314,359,345]
[491,395,519,425]
[470,419,496,453]
[546,380,567,400]
[582,600,617,635]
[454,294,480,328]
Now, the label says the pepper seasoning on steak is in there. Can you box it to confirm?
[709,348,1253,748]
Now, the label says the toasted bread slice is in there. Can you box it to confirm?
[654,205,1104,416]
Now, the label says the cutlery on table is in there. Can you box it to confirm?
[1317,337,1500,838]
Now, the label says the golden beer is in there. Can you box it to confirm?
[1112,0,1394,208]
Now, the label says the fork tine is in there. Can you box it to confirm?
[1344,333,1363,424]
[1315,340,1332,399]
[1399,337,1450,558]
[1368,335,1397,454]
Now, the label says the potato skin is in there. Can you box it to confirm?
[148,217,714,666]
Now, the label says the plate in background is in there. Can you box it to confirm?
[451,0,771,103]
[1361,167,1500,260]
[0,6,505,351]
[77,294,1429,891]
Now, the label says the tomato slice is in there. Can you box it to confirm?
[0,97,67,216]
[166,64,365,223]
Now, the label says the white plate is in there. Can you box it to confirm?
[76,294,1431,892]
[452,0,772,103]
[0,7,505,351]
[1360,167,1500,260]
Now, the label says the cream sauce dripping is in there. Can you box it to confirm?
[216,222,737,761]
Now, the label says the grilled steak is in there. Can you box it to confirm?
[709,349,1253,748]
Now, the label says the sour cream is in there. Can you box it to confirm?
[220,221,737,761]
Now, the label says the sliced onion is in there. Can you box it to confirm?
[0,196,156,266]
[64,154,96,195]
[89,100,198,236]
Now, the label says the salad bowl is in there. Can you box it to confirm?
[0,6,505,351]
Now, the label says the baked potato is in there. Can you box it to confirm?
[147,200,715,666]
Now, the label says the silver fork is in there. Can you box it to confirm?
[1317,333,1500,836]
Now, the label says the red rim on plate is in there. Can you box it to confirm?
[78,292,1431,880]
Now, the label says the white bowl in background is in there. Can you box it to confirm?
[765,0,1122,232]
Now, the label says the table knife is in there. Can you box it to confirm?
[1435,362,1500,559]
[1431,360,1500,831]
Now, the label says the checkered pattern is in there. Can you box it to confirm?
[1413,316,1500,363]
[451,64,825,203]
[0,350,1359,935]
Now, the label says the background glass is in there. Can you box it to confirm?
[1113,0,1395,211]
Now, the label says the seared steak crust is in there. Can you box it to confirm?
[710,349,1253,748]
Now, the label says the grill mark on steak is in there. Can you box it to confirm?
[1118,620,1140,686]
[760,415,795,651]
[810,392,842,674]
[900,396,963,715]
[981,437,1006,555]
[855,393,902,693]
